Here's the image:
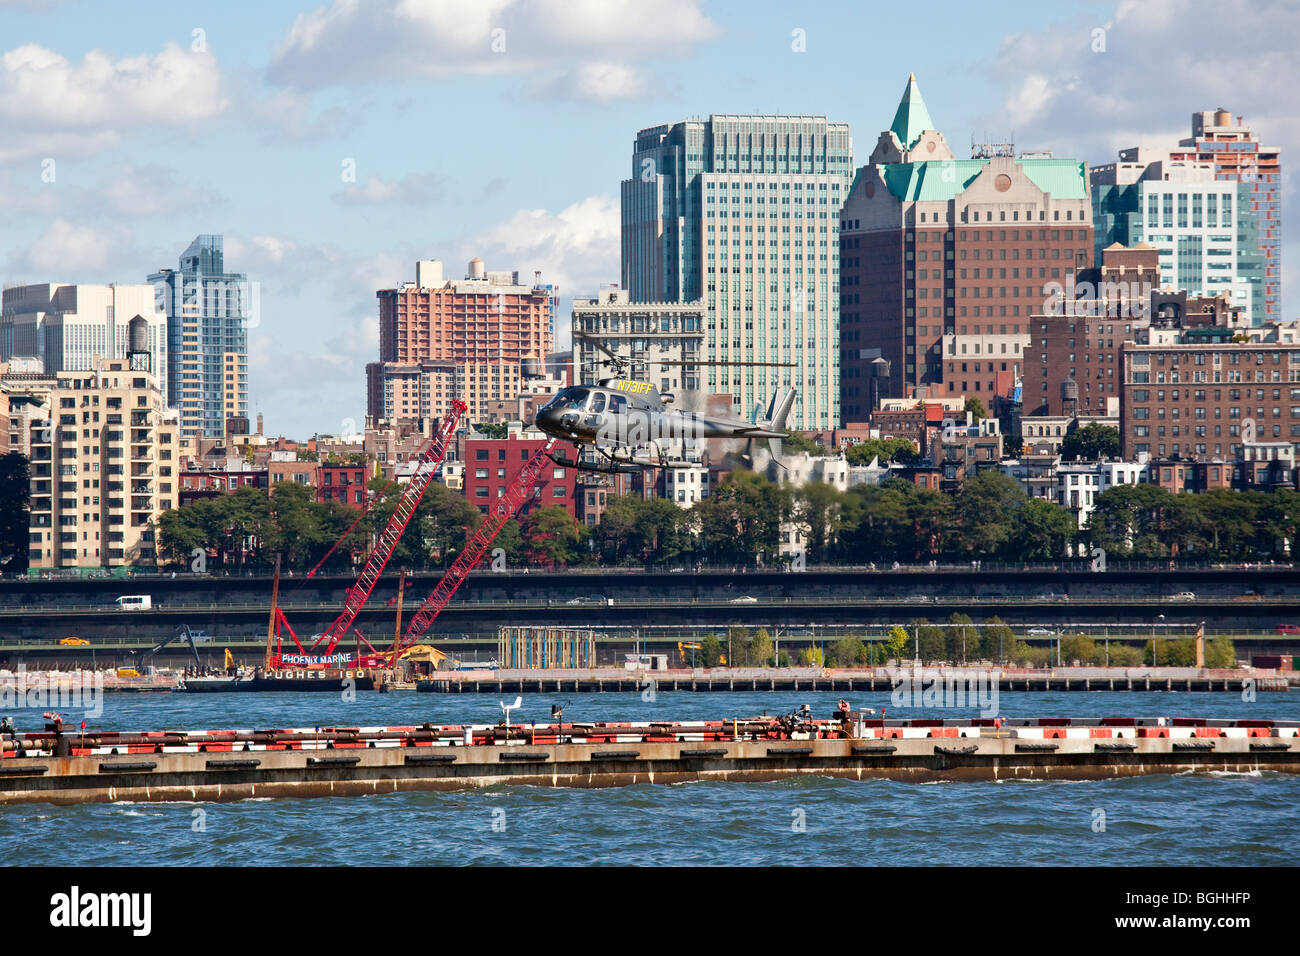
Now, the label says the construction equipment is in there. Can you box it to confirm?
[377,439,557,664]
[398,644,455,670]
[267,402,465,666]
[678,641,703,665]
[142,624,202,669]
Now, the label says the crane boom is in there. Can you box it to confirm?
[399,439,556,648]
[315,401,466,655]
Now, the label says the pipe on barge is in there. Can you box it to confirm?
[2,716,1298,805]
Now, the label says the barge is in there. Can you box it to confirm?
[1,712,1297,805]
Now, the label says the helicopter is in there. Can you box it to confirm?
[534,332,797,474]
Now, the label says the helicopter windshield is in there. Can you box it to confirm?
[547,387,591,411]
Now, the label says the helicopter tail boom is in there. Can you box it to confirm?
[753,387,796,460]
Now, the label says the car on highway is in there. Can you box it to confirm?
[59,637,90,646]
[1026,627,1056,637]
[1169,591,1197,601]
[729,595,759,604]
[1278,624,1300,635]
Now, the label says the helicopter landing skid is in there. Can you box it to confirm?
[546,449,642,475]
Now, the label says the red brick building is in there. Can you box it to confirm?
[1119,335,1300,461]
[369,257,554,424]
[462,433,576,518]
[839,75,1093,419]
[317,463,367,507]
[1024,244,1159,417]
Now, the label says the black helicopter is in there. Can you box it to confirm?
[535,333,796,474]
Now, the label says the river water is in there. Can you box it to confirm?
[2,689,1296,866]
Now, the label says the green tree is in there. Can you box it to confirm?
[521,505,582,567]
[1204,637,1237,669]
[1014,498,1076,560]
[699,634,725,667]
[844,437,918,466]
[955,470,1026,558]
[880,625,910,664]
[782,431,831,456]
[1060,632,1098,665]
[793,480,844,563]
[829,633,866,667]
[799,646,826,667]
[912,618,946,664]
[749,628,775,667]
[979,617,1016,664]
[964,396,987,420]
[946,613,976,664]
[473,422,509,439]
[695,470,790,566]
[1060,422,1120,462]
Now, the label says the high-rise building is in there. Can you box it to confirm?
[11,357,180,568]
[1023,243,1161,417]
[1092,145,1263,323]
[1,283,167,381]
[149,235,250,440]
[571,289,706,392]
[1176,109,1280,324]
[1119,329,1300,461]
[621,114,853,429]
[368,258,554,425]
[839,75,1093,420]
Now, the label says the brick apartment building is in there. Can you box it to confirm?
[462,431,576,518]
[368,257,555,424]
[1119,335,1300,460]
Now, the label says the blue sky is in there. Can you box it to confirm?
[0,0,1295,438]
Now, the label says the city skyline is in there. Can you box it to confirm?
[0,0,1296,437]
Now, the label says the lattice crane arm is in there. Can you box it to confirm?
[314,401,466,655]
[398,439,557,649]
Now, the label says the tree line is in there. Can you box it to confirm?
[151,468,1300,572]
[688,619,1237,668]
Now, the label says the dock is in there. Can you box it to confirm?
[1,716,1296,805]
[417,665,1294,693]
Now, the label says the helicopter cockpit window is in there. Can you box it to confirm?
[549,387,590,411]
[588,392,606,413]
[608,394,627,415]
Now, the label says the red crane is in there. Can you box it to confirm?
[294,400,466,660]
[392,438,557,655]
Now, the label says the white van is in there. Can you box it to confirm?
[115,595,153,611]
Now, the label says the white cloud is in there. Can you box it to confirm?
[985,1,1300,163]
[531,62,647,103]
[0,171,58,213]
[983,0,1300,317]
[267,0,717,99]
[95,165,223,218]
[332,173,445,206]
[0,42,228,160]
[469,194,619,294]
[6,218,133,275]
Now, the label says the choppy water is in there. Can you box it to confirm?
[3,690,1297,866]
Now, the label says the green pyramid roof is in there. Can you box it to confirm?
[889,73,936,150]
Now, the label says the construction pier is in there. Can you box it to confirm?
[417,665,1295,694]
[1,715,1297,805]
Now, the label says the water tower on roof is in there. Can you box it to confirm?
[127,315,151,373]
